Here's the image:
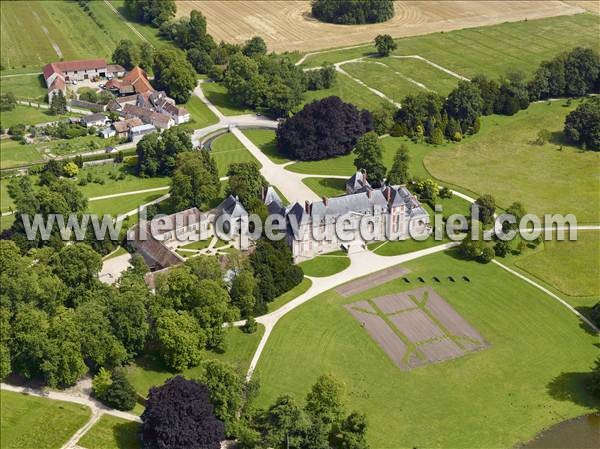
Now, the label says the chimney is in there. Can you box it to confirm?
[367,188,372,198]
[322,196,328,206]
[305,200,310,213]
[385,187,391,201]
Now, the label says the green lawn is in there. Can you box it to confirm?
[0,214,15,231]
[0,105,76,129]
[287,134,435,179]
[126,325,264,397]
[299,254,351,277]
[302,177,346,198]
[268,278,313,313]
[302,14,600,79]
[380,57,460,96]
[254,250,599,448]
[342,61,423,103]
[242,129,291,164]
[179,237,213,251]
[0,75,48,102]
[183,95,219,129]
[0,390,90,449]
[78,415,140,449]
[87,192,164,217]
[210,132,261,176]
[300,72,389,112]
[200,82,253,116]
[0,138,44,169]
[424,100,600,223]
[514,231,600,298]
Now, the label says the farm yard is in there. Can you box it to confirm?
[177,1,589,53]
[254,251,599,449]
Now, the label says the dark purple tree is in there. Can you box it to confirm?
[140,376,225,449]
[276,96,373,161]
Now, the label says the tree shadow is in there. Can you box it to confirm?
[112,420,142,449]
[574,305,600,336]
[548,130,569,146]
[546,371,599,409]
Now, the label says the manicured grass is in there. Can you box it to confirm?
[268,278,313,313]
[0,138,45,169]
[87,192,164,217]
[0,390,91,449]
[300,72,389,112]
[302,14,600,79]
[126,325,264,397]
[74,164,169,198]
[0,75,48,102]
[286,134,435,179]
[254,250,599,448]
[179,237,213,251]
[0,105,76,129]
[380,57,460,96]
[103,245,129,260]
[302,177,346,198]
[299,254,351,277]
[78,415,140,449]
[183,95,219,129]
[424,100,600,223]
[210,132,261,176]
[514,231,600,298]
[368,236,450,257]
[342,61,422,103]
[242,129,291,164]
[201,82,253,116]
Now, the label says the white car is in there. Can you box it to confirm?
[71,80,77,85]
[99,83,105,89]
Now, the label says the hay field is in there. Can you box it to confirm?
[176,1,587,53]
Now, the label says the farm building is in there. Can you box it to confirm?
[105,66,153,95]
[81,113,109,128]
[129,123,157,142]
[42,59,123,98]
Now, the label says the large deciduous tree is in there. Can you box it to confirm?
[155,310,205,371]
[170,151,220,210]
[276,96,373,161]
[141,376,225,449]
[564,96,600,151]
[387,144,410,185]
[226,162,268,206]
[124,0,176,26]
[444,81,483,134]
[152,48,197,103]
[353,131,386,187]
[136,126,193,176]
[374,34,397,57]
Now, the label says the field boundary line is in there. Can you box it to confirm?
[389,55,470,81]
[103,0,149,44]
[492,259,599,333]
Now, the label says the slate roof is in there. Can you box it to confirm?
[346,170,371,194]
[81,113,107,124]
[217,195,248,218]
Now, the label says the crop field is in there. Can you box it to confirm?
[254,250,600,448]
[177,1,587,53]
[209,132,261,176]
[1,390,90,449]
[301,13,600,79]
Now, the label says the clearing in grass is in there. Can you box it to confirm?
[254,251,599,448]
[77,415,140,449]
[0,390,90,449]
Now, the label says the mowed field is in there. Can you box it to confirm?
[254,251,600,448]
[0,0,165,72]
[176,1,587,53]
[1,390,91,449]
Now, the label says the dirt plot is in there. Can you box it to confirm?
[345,286,488,369]
[176,1,587,53]
[335,266,409,297]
